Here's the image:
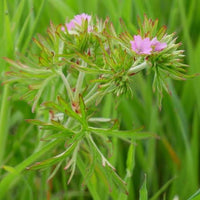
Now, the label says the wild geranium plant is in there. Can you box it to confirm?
[3,14,189,194]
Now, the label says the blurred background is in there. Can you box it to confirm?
[0,0,199,199]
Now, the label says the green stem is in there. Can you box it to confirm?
[74,71,85,102]
[84,83,98,100]
[32,75,56,113]
[0,84,10,167]
[64,115,102,199]
[74,61,87,102]
[85,91,101,106]
[128,61,150,74]
[59,71,73,102]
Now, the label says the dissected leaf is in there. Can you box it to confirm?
[89,127,158,140]
[57,96,83,123]
[79,94,87,121]
[27,142,77,170]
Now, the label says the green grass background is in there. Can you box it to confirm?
[0,0,200,199]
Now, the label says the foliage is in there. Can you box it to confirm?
[0,0,199,200]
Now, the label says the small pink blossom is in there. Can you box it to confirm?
[61,26,65,31]
[151,37,167,51]
[130,35,167,55]
[73,13,91,26]
[61,13,91,32]
[65,21,76,31]
[61,21,75,31]
[130,35,152,55]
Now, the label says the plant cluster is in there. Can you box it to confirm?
[3,14,189,194]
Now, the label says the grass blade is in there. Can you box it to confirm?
[139,174,148,200]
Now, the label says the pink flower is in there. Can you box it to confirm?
[130,35,152,55]
[65,21,76,31]
[130,35,167,55]
[151,37,167,51]
[61,21,75,31]
[61,13,91,32]
[73,13,91,26]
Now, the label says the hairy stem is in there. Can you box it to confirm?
[128,61,151,74]
[74,61,87,102]
[85,91,101,106]
[84,83,98,100]
[59,71,73,102]
[32,75,56,113]
[74,71,85,102]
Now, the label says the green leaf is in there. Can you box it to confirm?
[67,144,79,184]
[11,0,26,35]
[66,60,101,74]
[81,147,97,187]
[0,139,61,199]
[43,101,63,112]
[21,0,47,53]
[150,177,176,200]
[57,96,83,123]
[89,127,158,140]
[126,143,135,177]
[26,119,48,126]
[139,175,148,200]
[26,119,76,137]
[88,117,112,123]
[106,166,128,195]
[3,58,33,73]
[79,94,87,121]
[28,120,54,131]
[41,132,73,141]
[50,120,68,130]
[47,161,62,181]
[77,156,101,200]
[2,165,18,174]
[27,142,77,170]
[186,189,200,200]
[75,52,99,68]
[16,9,32,48]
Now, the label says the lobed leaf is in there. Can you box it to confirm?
[89,127,158,140]
[57,96,83,124]
[27,142,77,170]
